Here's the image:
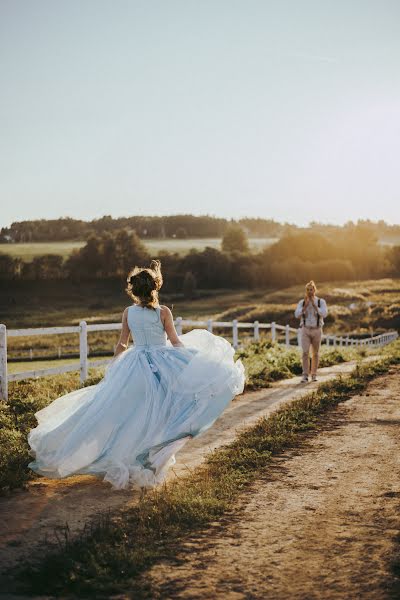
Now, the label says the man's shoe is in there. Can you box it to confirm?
[311,375,317,382]
[301,375,309,383]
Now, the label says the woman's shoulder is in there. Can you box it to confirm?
[159,304,172,315]
[159,305,173,321]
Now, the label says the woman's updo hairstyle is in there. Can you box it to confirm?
[305,280,317,292]
[126,259,163,309]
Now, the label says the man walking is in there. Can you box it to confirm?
[294,280,328,383]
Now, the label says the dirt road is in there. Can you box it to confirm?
[0,360,364,574]
[145,366,400,600]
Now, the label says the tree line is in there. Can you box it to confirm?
[1,214,399,244]
[0,215,285,243]
[1,224,399,292]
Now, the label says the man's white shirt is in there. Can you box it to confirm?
[294,296,328,328]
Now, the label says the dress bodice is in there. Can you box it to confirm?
[127,305,167,347]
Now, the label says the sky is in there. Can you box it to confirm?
[1,0,399,228]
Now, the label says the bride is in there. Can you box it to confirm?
[28,260,245,490]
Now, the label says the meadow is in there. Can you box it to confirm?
[3,278,399,365]
[1,237,279,261]
[1,241,86,261]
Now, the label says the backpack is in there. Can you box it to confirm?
[302,298,321,327]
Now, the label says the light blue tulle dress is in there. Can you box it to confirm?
[28,306,245,489]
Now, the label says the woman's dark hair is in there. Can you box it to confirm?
[126,260,163,309]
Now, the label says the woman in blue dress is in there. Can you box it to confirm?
[28,260,245,490]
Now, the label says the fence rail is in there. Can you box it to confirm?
[0,320,398,401]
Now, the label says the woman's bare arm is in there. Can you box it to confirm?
[113,308,131,357]
[160,305,184,347]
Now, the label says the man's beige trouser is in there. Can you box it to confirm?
[300,326,322,376]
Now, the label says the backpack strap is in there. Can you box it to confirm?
[302,299,306,327]
[317,298,321,327]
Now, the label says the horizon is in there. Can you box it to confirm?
[1,212,399,233]
[1,1,399,226]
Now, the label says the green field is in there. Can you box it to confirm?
[146,236,278,255]
[1,233,399,263]
[7,357,107,375]
[0,241,86,261]
[0,237,279,261]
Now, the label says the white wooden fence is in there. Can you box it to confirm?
[0,320,398,401]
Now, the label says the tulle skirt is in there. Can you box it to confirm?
[28,330,245,490]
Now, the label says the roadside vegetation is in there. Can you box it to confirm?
[238,341,365,389]
[0,371,87,492]
[13,341,400,598]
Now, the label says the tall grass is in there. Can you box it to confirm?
[0,371,102,492]
[238,340,365,389]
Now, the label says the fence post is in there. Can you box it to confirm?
[271,321,276,343]
[207,319,213,333]
[333,336,337,347]
[285,324,290,348]
[0,324,8,401]
[232,319,239,349]
[297,328,302,347]
[176,317,183,335]
[254,321,260,342]
[79,320,88,384]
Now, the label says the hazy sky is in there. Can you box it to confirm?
[1,0,399,228]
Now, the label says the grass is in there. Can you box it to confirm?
[8,357,108,375]
[0,370,103,492]
[2,277,399,334]
[215,278,400,333]
[146,236,278,255]
[2,235,398,263]
[1,280,271,329]
[14,340,400,598]
[7,328,119,363]
[4,277,399,360]
[1,241,86,261]
[1,237,278,262]
[8,339,360,380]
[237,340,366,389]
